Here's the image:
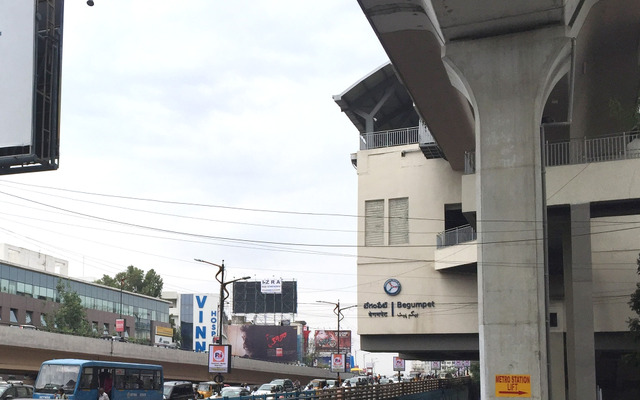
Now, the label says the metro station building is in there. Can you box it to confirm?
[336,1,640,399]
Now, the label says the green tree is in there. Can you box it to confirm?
[95,265,163,297]
[625,253,640,366]
[628,253,640,335]
[46,280,92,336]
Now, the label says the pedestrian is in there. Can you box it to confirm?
[55,388,68,399]
[98,387,109,400]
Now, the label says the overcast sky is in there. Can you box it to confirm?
[0,0,404,375]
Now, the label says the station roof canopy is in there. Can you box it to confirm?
[333,62,418,134]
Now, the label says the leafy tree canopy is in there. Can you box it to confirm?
[45,280,91,335]
[95,265,163,298]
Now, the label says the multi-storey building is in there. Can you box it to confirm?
[336,1,640,399]
[0,245,170,341]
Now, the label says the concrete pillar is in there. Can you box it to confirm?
[564,203,596,400]
[445,28,569,399]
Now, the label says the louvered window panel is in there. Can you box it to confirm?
[365,200,384,246]
[389,197,409,245]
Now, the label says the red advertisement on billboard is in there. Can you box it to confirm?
[314,330,351,353]
[227,325,298,362]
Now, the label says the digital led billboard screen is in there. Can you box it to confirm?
[232,281,297,314]
[227,324,298,362]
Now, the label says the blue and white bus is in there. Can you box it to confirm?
[33,359,163,400]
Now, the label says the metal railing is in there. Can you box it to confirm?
[436,225,477,249]
[463,130,640,174]
[545,130,640,166]
[249,378,470,400]
[360,127,419,150]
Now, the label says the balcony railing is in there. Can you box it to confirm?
[360,127,419,150]
[545,130,640,166]
[464,130,640,174]
[436,225,477,249]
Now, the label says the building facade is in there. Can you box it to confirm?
[338,1,640,399]
[0,247,170,341]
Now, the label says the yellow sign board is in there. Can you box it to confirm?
[155,326,173,337]
[495,375,531,398]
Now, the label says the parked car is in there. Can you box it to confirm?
[164,381,195,400]
[269,379,294,392]
[0,382,33,400]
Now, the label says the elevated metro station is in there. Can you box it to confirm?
[337,1,640,399]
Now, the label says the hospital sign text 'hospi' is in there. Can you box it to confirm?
[193,293,219,352]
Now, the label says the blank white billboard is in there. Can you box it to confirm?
[0,0,35,148]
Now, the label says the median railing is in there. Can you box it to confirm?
[248,378,470,400]
[436,225,477,249]
[464,130,640,174]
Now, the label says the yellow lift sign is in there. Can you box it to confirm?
[495,374,531,397]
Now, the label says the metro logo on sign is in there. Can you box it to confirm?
[495,375,531,398]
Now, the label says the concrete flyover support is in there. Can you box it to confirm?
[563,204,596,400]
[444,29,570,399]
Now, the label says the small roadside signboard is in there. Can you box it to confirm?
[495,374,531,398]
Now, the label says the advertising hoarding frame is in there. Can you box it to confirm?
[331,353,346,373]
[208,344,232,374]
[314,330,352,353]
[0,0,62,175]
[393,356,406,372]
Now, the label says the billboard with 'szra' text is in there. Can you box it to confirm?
[314,330,351,353]
[227,325,298,362]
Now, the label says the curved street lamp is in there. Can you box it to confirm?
[195,259,250,344]
[317,300,358,384]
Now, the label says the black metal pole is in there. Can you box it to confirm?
[218,261,225,345]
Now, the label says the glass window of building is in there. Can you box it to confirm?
[40,314,47,326]
[10,308,18,323]
[26,310,33,324]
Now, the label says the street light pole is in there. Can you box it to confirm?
[317,300,357,385]
[119,278,125,339]
[195,259,250,345]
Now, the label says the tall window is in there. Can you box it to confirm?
[365,200,384,246]
[389,197,409,245]
[25,310,33,324]
[10,308,18,323]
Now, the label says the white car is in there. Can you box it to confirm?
[251,384,281,399]
[209,386,250,399]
